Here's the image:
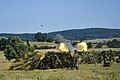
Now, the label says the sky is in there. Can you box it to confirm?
[0,0,120,33]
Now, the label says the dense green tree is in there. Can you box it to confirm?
[34,32,47,42]
[26,40,31,47]
[46,38,53,42]
[0,38,8,51]
[33,45,39,49]
[4,45,18,61]
[34,32,53,42]
[4,37,34,61]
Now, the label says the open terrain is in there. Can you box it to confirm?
[0,50,120,80]
[0,39,120,80]
[29,42,58,47]
[84,38,120,43]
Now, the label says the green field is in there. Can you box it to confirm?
[0,51,120,80]
[29,42,58,47]
[88,48,120,52]
[84,38,120,43]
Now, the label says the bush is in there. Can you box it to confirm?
[28,46,35,52]
[34,32,47,42]
[0,38,8,51]
[33,45,39,49]
[107,39,120,48]
[95,42,103,48]
[46,38,53,42]
[4,45,18,61]
[4,37,35,61]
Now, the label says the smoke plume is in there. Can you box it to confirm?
[55,34,74,56]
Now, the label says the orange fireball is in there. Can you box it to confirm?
[77,42,87,52]
[59,43,69,52]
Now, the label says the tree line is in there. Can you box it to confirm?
[0,28,120,41]
[96,39,120,48]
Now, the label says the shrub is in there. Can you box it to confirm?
[33,45,39,49]
[4,37,35,61]
[0,38,8,51]
[4,45,18,61]
[28,46,35,52]
[107,39,120,48]
[95,42,103,48]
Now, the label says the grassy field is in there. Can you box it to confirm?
[84,38,120,43]
[88,48,120,52]
[0,51,120,80]
[29,42,58,47]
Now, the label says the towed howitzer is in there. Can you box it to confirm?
[10,42,87,70]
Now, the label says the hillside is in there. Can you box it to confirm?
[0,33,35,41]
[48,28,120,40]
[0,28,120,40]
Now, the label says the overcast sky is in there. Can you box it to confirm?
[0,0,120,33]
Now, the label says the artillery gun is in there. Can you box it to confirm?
[5,35,120,70]
[10,41,87,70]
[9,41,120,70]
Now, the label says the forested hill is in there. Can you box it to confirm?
[48,28,120,40]
[0,28,120,40]
[0,33,35,41]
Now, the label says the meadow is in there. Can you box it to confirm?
[84,38,120,43]
[0,50,120,80]
[29,42,58,47]
[1,39,120,80]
